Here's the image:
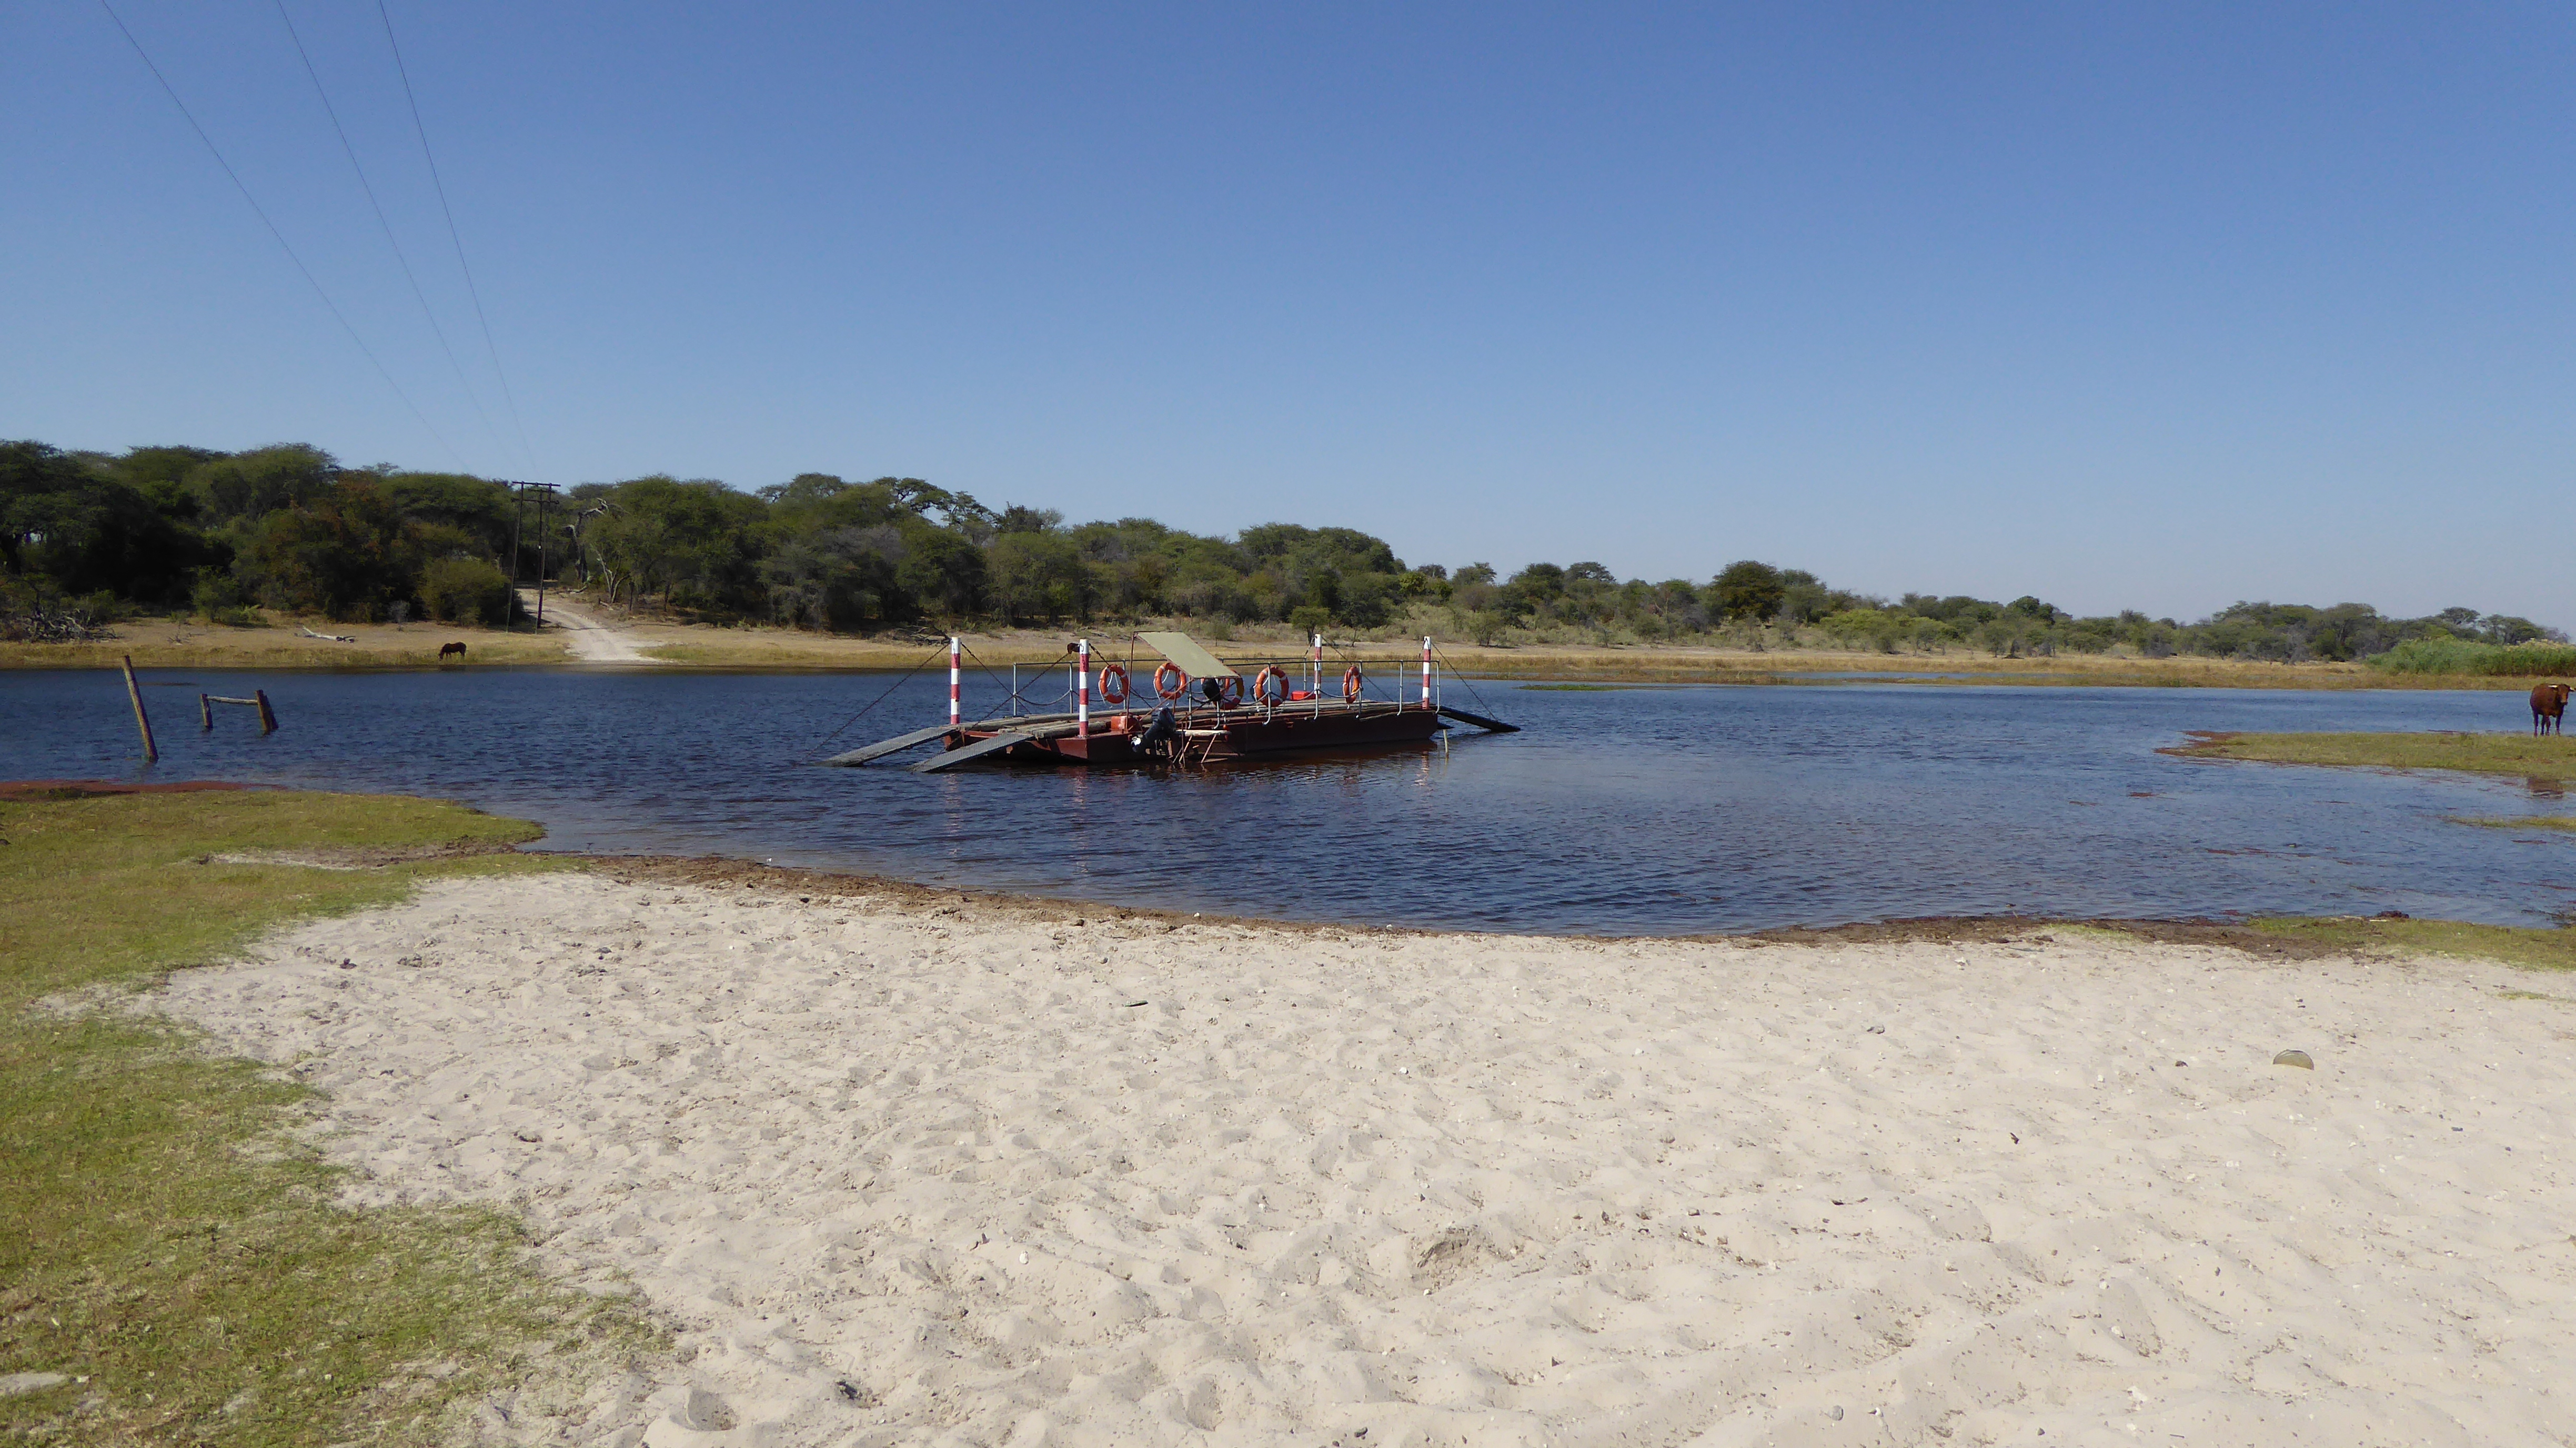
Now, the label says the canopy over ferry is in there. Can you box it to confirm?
[827,631,1517,772]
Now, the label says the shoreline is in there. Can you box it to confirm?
[5,616,2548,690]
[15,790,2572,1441]
[141,862,2576,1444]
[567,849,2464,959]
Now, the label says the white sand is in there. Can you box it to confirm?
[154,873,2576,1447]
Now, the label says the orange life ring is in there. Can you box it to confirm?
[1098,662,1130,704]
[1252,665,1287,706]
[1215,674,1243,708]
[1154,661,1188,699]
[1342,665,1364,702]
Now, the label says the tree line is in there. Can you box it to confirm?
[4,437,2562,668]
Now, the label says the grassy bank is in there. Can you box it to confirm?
[14,607,2552,689]
[0,789,651,1445]
[2169,730,2576,780]
[0,617,570,671]
[2252,917,2576,972]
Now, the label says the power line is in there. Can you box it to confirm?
[375,0,538,471]
[271,0,508,470]
[97,0,468,470]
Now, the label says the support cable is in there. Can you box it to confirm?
[98,0,468,469]
[960,641,1067,713]
[1431,643,1511,719]
[272,0,505,466]
[814,645,945,747]
[375,0,538,470]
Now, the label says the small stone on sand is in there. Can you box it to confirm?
[2273,1049,2314,1069]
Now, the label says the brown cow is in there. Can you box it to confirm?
[438,641,467,662]
[2532,682,2569,735]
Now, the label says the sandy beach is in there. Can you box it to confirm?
[148,871,2576,1447]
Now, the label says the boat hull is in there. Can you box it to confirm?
[949,701,1445,767]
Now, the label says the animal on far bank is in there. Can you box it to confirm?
[2531,682,2569,735]
[438,641,467,663]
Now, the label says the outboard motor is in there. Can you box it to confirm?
[1136,706,1179,759]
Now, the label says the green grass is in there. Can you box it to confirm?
[0,790,654,1445]
[2169,730,2576,780]
[2251,917,2576,972]
[2367,637,2576,677]
[1518,682,1626,691]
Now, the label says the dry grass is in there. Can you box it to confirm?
[11,607,2552,690]
[0,616,570,670]
[0,791,657,1445]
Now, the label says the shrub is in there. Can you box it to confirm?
[2369,637,2576,676]
[420,557,512,626]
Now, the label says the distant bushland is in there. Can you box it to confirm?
[2367,637,2576,677]
[5,436,2567,667]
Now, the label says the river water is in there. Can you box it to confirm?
[5,669,2569,934]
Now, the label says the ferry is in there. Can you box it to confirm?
[827,631,1516,772]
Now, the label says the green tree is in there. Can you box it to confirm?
[588,476,764,610]
[419,556,512,625]
[1709,560,1786,620]
[987,530,1096,624]
[894,523,987,618]
[236,481,414,620]
[761,526,906,631]
[376,472,515,560]
[0,440,223,604]
[185,444,339,525]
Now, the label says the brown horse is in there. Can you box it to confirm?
[438,641,467,663]
[2531,682,2569,735]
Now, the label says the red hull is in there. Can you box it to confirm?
[951,701,1444,767]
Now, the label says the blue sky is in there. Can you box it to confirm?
[8,3,2571,622]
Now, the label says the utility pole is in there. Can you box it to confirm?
[506,481,560,624]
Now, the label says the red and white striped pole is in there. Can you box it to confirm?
[1077,638,1090,739]
[948,636,961,729]
[1421,635,1433,709]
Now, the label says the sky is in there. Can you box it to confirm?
[7,2,2572,624]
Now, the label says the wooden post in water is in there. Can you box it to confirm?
[120,655,158,762]
[199,692,214,730]
[254,689,278,734]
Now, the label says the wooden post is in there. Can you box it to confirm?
[121,655,158,762]
[254,689,278,734]
[199,693,214,730]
